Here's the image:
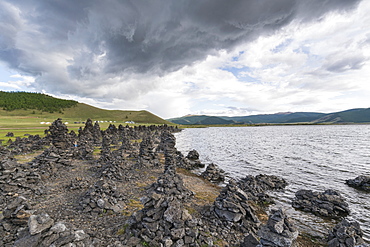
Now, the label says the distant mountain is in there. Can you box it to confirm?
[168,115,237,125]
[167,108,370,125]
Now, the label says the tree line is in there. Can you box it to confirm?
[0,91,78,113]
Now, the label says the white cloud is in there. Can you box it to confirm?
[0,0,368,119]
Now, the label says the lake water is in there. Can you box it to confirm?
[174,125,370,242]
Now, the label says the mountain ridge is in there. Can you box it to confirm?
[168,108,370,125]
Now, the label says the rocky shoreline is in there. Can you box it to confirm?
[1,118,369,246]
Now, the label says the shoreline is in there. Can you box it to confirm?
[1,119,367,246]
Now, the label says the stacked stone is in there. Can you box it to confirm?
[1,196,33,246]
[136,135,160,167]
[292,189,350,217]
[121,166,216,247]
[7,135,47,155]
[11,212,92,247]
[238,174,288,203]
[5,132,14,137]
[78,178,126,215]
[346,175,370,191]
[104,124,119,145]
[46,118,75,150]
[327,219,369,247]
[95,156,127,181]
[28,146,73,178]
[0,158,40,195]
[185,149,205,169]
[201,163,226,183]
[156,131,177,155]
[203,179,260,245]
[73,138,95,160]
[258,208,298,247]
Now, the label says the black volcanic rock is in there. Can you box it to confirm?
[292,189,350,218]
[346,175,370,191]
[328,219,369,247]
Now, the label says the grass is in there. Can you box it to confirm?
[0,103,172,125]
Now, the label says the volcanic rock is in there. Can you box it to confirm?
[292,189,350,218]
[346,175,370,192]
[258,208,298,247]
[201,163,226,183]
[328,219,369,247]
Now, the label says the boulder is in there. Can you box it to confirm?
[201,163,226,183]
[292,189,350,218]
[258,208,298,247]
[328,219,369,247]
[346,175,370,191]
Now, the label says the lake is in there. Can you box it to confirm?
[174,125,370,241]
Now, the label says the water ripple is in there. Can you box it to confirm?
[175,125,370,242]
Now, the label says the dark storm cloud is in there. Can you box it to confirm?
[0,0,362,95]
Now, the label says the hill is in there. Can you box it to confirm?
[168,108,370,125]
[0,91,77,112]
[0,92,170,125]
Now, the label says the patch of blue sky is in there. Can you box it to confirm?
[0,65,15,82]
[293,44,310,55]
[271,39,293,53]
[231,51,245,61]
[220,66,260,83]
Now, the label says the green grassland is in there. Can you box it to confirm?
[0,102,174,144]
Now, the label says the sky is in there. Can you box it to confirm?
[0,0,369,119]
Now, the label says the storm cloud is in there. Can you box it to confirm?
[0,0,366,117]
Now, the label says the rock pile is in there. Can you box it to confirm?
[203,179,260,245]
[292,189,350,217]
[328,219,369,247]
[0,158,40,195]
[185,149,205,169]
[78,118,102,145]
[121,166,215,247]
[1,196,33,246]
[258,208,298,247]
[346,175,370,192]
[78,178,126,215]
[7,135,47,155]
[5,132,14,137]
[238,174,288,203]
[156,131,177,155]
[28,146,73,177]
[136,135,160,167]
[13,212,93,247]
[46,118,75,149]
[201,163,226,183]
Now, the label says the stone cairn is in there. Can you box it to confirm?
[201,163,226,183]
[136,135,160,167]
[327,219,370,247]
[258,208,298,247]
[46,118,75,150]
[0,157,40,196]
[2,196,91,247]
[1,196,33,246]
[121,165,215,247]
[7,135,47,155]
[203,179,260,246]
[78,178,127,216]
[292,189,350,217]
[28,145,73,177]
[184,149,205,169]
[346,175,370,192]
[238,174,288,204]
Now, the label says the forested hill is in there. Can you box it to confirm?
[0,91,78,113]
